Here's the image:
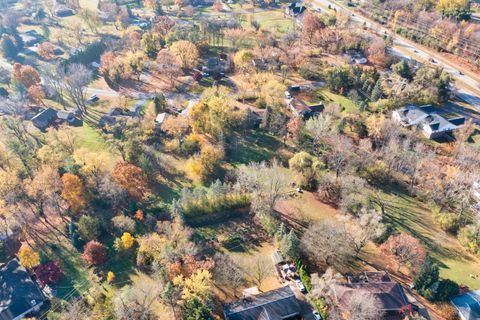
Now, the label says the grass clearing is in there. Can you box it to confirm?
[317,89,358,113]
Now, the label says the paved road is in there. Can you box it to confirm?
[310,0,480,109]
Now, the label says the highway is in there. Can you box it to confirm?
[310,0,480,109]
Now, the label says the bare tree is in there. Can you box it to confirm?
[309,268,342,305]
[243,256,272,290]
[41,63,66,106]
[301,219,354,266]
[113,273,163,320]
[214,253,246,298]
[326,134,353,178]
[60,299,91,320]
[63,63,92,114]
[346,291,385,320]
[338,209,386,257]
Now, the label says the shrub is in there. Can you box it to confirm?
[458,224,480,254]
[78,215,101,241]
[435,302,459,320]
[310,297,328,319]
[435,279,459,301]
[294,259,312,292]
[432,208,460,234]
[181,134,201,155]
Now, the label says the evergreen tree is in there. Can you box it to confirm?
[393,59,412,80]
[280,230,300,260]
[1,36,18,59]
[370,80,383,101]
[182,298,212,320]
[154,0,163,16]
[413,256,439,300]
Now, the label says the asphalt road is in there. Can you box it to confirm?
[310,0,480,109]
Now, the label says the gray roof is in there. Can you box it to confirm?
[271,250,285,265]
[31,108,57,128]
[56,110,74,120]
[394,105,464,135]
[224,286,301,320]
[0,259,45,320]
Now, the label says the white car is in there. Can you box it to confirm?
[284,91,292,99]
[313,311,322,320]
[294,279,305,292]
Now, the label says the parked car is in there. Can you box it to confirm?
[313,311,322,320]
[86,95,99,103]
[294,279,306,293]
[284,91,292,99]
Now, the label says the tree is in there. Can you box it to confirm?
[233,49,254,75]
[301,219,354,266]
[78,215,101,240]
[182,298,213,320]
[173,269,213,302]
[13,64,41,89]
[310,268,343,305]
[112,215,136,233]
[346,291,385,320]
[113,273,163,320]
[301,12,325,45]
[1,35,18,59]
[18,245,40,269]
[289,152,322,190]
[82,240,107,266]
[38,42,55,60]
[35,261,63,287]
[244,256,272,289]
[381,233,426,273]
[339,209,387,257]
[112,161,150,201]
[61,173,86,214]
[107,271,115,283]
[279,230,300,260]
[169,40,198,68]
[78,9,102,33]
[121,232,135,249]
[326,134,353,177]
[64,63,93,114]
[141,32,162,58]
[27,85,45,105]
[41,63,66,105]
[413,256,439,300]
[213,253,246,298]
[393,60,412,80]
[458,224,480,254]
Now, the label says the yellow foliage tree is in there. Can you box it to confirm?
[107,271,115,283]
[437,0,468,12]
[61,173,86,214]
[173,269,213,302]
[170,40,199,68]
[18,245,40,269]
[121,232,135,249]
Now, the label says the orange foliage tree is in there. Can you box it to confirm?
[61,173,86,214]
[13,63,41,88]
[112,161,150,201]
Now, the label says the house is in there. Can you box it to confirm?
[54,6,74,17]
[452,289,480,320]
[392,105,465,139]
[224,286,302,320]
[0,258,46,320]
[56,110,75,123]
[20,31,42,47]
[286,1,306,16]
[346,49,368,65]
[31,108,57,130]
[288,98,323,118]
[333,271,410,319]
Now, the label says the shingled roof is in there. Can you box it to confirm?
[0,259,45,320]
[333,271,409,313]
[224,286,301,320]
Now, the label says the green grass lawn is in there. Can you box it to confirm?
[375,184,480,289]
[227,130,284,166]
[241,10,295,33]
[317,89,358,113]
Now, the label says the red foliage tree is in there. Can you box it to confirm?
[82,240,108,266]
[381,233,426,274]
[35,261,63,287]
[301,12,325,45]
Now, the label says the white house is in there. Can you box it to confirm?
[392,105,465,139]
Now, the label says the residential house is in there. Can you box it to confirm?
[20,30,42,47]
[54,6,74,17]
[223,286,302,320]
[285,1,306,16]
[333,271,410,319]
[56,110,75,123]
[346,49,368,65]
[392,105,465,139]
[452,289,480,320]
[0,258,46,320]
[288,98,323,118]
[31,108,57,130]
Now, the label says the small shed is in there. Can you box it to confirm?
[271,250,285,265]
[56,110,75,123]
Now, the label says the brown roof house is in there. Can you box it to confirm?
[332,271,410,320]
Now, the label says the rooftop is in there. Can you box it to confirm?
[224,286,301,320]
[0,259,45,320]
